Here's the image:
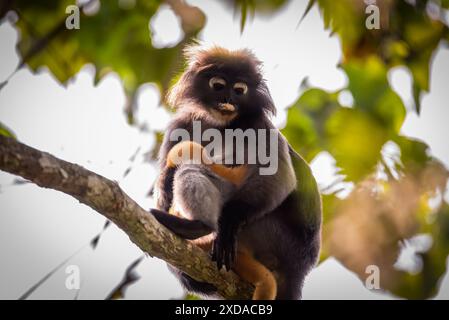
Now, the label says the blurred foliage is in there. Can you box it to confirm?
[283,56,407,181]
[1,0,449,299]
[282,0,449,299]
[183,293,202,300]
[1,0,205,122]
[315,0,449,113]
[0,122,16,138]
[106,256,144,300]
[227,0,289,31]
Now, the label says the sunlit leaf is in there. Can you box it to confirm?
[282,88,339,161]
[3,0,205,123]
[231,0,288,32]
[393,136,431,171]
[0,122,16,139]
[343,56,406,132]
[325,109,387,181]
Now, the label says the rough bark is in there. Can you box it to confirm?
[0,135,253,299]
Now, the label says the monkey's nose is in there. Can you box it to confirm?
[218,102,236,113]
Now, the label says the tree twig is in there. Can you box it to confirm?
[0,135,253,299]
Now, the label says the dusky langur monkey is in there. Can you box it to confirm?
[151,46,322,300]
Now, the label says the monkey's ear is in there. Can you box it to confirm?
[257,81,276,117]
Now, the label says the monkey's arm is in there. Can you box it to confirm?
[167,140,248,187]
[212,200,255,270]
[155,167,176,211]
[209,163,247,187]
[155,120,190,211]
[213,136,298,270]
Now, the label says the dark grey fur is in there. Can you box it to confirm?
[151,47,322,299]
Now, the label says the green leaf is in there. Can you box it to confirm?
[282,88,339,161]
[0,122,16,139]
[232,0,288,32]
[392,1,446,113]
[283,104,321,162]
[316,0,447,113]
[393,136,431,171]
[184,293,201,300]
[325,109,387,181]
[343,57,389,110]
[343,56,406,132]
[5,0,205,123]
[316,0,363,49]
[240,0,248,33]
[298,0,316,27]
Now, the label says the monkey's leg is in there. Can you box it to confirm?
[155,212,276,301]
[180,238,277,300]
[275,271,304,300]
[232,249,277,300]
[150,209,213,240]
[196,239,278,300]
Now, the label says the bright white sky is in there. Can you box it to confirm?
[0,0,448,299]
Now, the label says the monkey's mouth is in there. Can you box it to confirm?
[216,102,237,115]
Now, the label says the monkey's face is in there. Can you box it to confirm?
[168,47,276,126]
[191,64,258,124]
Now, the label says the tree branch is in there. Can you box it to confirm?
[0,135,253,299]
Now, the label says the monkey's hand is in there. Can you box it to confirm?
[212,201,247,271]
[212,218,238,271]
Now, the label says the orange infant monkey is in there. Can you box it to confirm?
[152,140,276,300]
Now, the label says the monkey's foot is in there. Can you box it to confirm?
[149,208,213,240]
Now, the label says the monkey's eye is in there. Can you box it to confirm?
[209,77,226,91]
[233,82,248,95]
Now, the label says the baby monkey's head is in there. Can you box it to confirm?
[167,45,276,126]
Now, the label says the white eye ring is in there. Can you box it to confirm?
[233,82,248,95]
[209,77,226,90]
